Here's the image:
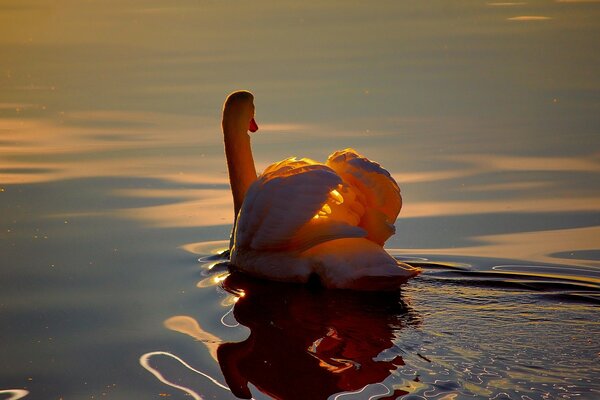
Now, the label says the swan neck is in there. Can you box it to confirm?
[223,121,257,219]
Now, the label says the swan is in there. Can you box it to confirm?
[222,91,420,291]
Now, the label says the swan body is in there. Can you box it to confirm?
[222,91,420,291]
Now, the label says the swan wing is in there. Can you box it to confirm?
[326,148,402,245]
[234,158,367,252]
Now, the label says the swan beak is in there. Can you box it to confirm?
[249,118,259,133]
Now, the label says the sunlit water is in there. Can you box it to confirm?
[1,1,599,399]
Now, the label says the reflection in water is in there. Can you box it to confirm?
[153,266,421,400]
[215,272,419,400]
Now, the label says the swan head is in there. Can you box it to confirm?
[223,90,258,135]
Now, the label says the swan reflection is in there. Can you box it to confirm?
[217,271,420,399]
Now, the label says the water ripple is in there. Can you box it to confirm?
[139,351,232,400]
[0,390,29,400]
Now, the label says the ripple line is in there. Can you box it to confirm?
[0,390,29,400]
[220,306,239,328]
[139,351,230,400]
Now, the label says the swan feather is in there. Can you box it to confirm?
[234,158,366,252]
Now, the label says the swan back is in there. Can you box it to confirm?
[233,158,366,252]
[327,149,402,245]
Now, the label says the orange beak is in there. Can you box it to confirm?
[249,118,258,133]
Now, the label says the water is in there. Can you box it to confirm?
[1,1,599,399]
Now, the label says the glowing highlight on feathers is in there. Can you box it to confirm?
[330,189,344,204]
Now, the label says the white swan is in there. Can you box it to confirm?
[222,91,420,290]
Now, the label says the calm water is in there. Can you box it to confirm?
[1,1,599,399]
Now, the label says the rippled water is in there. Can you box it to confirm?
[1,1,599,399]
[135,243,598,400]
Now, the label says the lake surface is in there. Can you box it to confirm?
[1,1,599,399]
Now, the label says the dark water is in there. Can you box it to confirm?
[1,1,600,399]
[135,246,600,400]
